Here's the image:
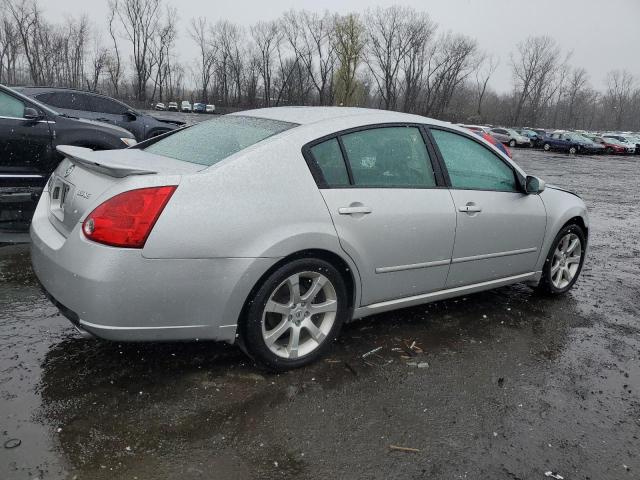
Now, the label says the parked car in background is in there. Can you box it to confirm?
[542,131,599,154]
[31,107,588,370]
[206,104,216,114]
[167,101,178,111]
[0,84,136,232]
[463,128,512,158]
[458,124,490,133]
[603,134,637,154]
[601,136,635,154]
[16,87,183,142]
[181,100,192,112]
[587,135,628,154]
[155,102,166,111]
[489,127,531,147]
[193,102,206,113]
[515,128,544,148]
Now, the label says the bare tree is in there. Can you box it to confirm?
[112,0,162,101]
[400,12,437,113]
[363,6,414,110]
[189,16,215,102]
[0,14,21,84]
[510,35,563,125]
[284,10,337,105]
[149,7,176,103]
[474,55,498,121]
[106,2,123,95]
[251,20,281,107]
[606,69,635,130]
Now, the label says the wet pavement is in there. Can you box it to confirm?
[1,149,639,479]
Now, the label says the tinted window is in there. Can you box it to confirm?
[145,115,296,166]
[43,92,91,111]
[431,129,517,192]
[0,91,25,118]
[89,96,128,114]
[309,138,350,187]
[493,128,506,134]
[340,127,435,187]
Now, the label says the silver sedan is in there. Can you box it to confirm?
[31,107,588,370]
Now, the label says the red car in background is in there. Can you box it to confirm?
[459,125,512,158]
[589,136,627,154]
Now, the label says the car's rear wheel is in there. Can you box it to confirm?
[509,139,516,147]
[536,224,586,295]
[543,143,551,151]
[241,258,348,371]
[605,147,613,154]
[569,146,577,154]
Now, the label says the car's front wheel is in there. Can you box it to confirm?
[509,139,516,147]
[543,143,551,151]
[536,224,586,295]
[240,258,349,371]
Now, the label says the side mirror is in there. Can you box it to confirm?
[525,175,545,194]
[24,107,41,120]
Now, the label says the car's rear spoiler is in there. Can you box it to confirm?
[56,145,158,178]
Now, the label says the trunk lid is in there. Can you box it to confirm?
[48,146,203,237]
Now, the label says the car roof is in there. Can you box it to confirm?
[231,106,452,128]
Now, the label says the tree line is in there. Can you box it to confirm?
[1,0,639,131]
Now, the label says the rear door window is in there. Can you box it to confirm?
[88,96,129,115]
[144,116,297,166]
[43,92,91,111]
[340,126,436,188]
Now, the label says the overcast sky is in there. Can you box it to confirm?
[46,0,640,93]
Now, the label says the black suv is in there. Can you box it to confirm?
[16,87,183,142]
[0,84,137,233]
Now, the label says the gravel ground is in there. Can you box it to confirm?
[1,148,639,479]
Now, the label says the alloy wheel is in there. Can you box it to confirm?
[261,271,338,359]
[550,233,582,289]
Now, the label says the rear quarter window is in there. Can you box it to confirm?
[144,116,297,166]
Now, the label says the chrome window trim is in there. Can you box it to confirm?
[0,115,55,124]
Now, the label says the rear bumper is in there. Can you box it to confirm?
[30,196,277,343]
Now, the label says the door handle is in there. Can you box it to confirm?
[459,203,482,213]
[338,205,372,215]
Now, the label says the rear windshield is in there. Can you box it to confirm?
[145,115,297,166]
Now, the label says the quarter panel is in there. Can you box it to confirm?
[142,137,340,260]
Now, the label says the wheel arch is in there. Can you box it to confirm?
[236,248,360,342]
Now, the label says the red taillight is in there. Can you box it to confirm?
[82,186,177,248]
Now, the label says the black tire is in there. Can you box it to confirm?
[605,147,613,154]
[240,258,349,371]
[535,223,586,295]
[569,146,577,154]
[509,139,517,147]
[543,143,551,151]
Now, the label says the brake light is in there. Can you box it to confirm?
[82,186,177,248]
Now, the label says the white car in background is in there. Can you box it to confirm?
[181,101,192,113]
[206,104,216,114]
[167,102,178,112]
